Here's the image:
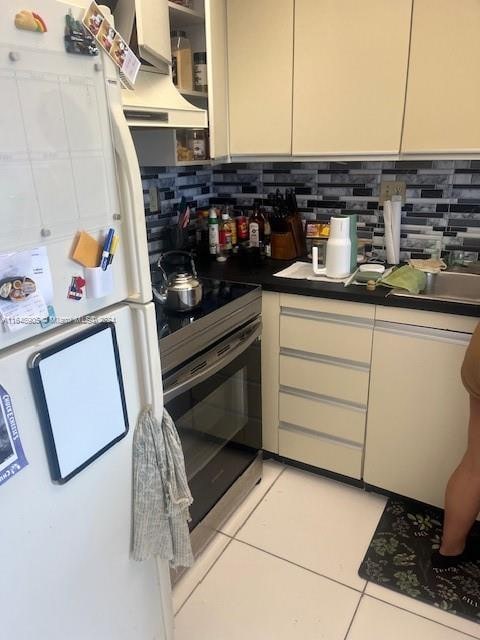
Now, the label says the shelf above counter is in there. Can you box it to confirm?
[180,89,208,99]
[168,2,205,28]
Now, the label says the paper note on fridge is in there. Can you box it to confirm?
[0,248,53,333]
[0,385,28,486]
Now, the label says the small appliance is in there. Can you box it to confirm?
[153,251,203,312]
[313,216,352,278]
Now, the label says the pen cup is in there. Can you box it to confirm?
[84,266,114,299]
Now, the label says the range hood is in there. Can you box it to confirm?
[122,69,208,129]
[113,0,207,128]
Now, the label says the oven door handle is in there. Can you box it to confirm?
[163,321,262,404]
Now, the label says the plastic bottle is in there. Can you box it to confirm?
[220,211,233,256]
[224,206,237,247]
[208,207,219,256]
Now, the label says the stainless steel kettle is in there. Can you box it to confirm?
[152,251,203,312]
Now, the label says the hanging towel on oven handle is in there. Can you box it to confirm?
[132,406,194,568]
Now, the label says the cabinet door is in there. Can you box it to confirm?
[115,0,171,70]
[364,322,471,508]
[261,292,280,453]
[292,0,412,156]
[227,0,294,155]
[401,0,480,153]
[205,0,229,159]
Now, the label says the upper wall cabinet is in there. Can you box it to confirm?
[401,0,480,154]
[115,0,171,70]
[205,0,229,159]
[227,0,294,155]
[292,0,412,156]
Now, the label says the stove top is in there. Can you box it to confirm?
[154,278,262,375]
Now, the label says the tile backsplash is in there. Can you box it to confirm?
[141,160,480,265]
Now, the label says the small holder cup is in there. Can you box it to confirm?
[84,266,113,299]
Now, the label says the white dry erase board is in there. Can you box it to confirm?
[29,323,128,483]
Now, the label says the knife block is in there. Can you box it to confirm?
[271,231,297,260]
[288,214,307,258]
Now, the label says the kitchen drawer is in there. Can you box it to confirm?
[280,351,370,405]
[279,424,363,479]
[280,310,373,364]
[279,389,366,445]
[280,294,375,320]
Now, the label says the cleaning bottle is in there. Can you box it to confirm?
[220,211,233,255]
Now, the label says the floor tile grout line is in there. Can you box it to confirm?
[364,588,480,640]
[174,534,235,617]
[238,463,287,533]
[342,591,364,640]
[175,463,286,617]
[234,536,366,596]
[226,463,287,540]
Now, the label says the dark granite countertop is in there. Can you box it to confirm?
[197,257,480,319]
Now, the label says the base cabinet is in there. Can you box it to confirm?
[276,294,374,479]
[364,316,475,508]
[261,291,479,504]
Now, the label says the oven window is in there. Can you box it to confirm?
[166,339,261,483]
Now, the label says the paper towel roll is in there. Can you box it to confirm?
[391,197,402,264]
[384,199,401,265]
[384,200,395,264]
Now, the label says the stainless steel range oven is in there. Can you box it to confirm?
[156,280,262,574]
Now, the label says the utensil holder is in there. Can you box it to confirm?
[271,231,297,260]
[84,266,114,299]
[288,214,306,257]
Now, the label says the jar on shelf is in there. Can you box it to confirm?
[187,129,207,160]
[193,52,208,92]
[170,30,193,91]
[176,130,194,161]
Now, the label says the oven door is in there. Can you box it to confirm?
[163,320,262,530]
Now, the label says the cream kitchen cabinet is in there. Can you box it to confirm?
[277,294,374,479]
[364,307,478,508]
[292,0,412,156]
[205,0,229,159]
[261,291,281,453]
[226,0,294,155]
[401,0,480,155]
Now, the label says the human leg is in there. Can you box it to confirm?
[438,396,480,557]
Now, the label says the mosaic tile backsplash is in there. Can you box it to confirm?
[142,160,480,265]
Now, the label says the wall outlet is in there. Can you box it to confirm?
[379,180,406,204]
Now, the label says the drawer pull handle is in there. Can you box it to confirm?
[279,421,363,449]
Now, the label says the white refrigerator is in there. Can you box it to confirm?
[0,1,173,638]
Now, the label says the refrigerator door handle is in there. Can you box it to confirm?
[129,302,164,415]
[109,99,152,305]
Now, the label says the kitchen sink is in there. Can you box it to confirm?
[390,270,480,305]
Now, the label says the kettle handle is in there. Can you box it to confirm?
[158,250,198,277]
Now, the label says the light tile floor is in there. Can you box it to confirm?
[174,461,480,640]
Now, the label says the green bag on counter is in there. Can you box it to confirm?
[379,265,427,295]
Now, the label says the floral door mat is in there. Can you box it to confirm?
[359,498,480,623]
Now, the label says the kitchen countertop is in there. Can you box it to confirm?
[197,256,480,318]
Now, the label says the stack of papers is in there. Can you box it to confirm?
[274,262,350,284]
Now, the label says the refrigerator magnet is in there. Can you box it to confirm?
[14,10,47,33]
[0,385,28,486]
[67,276,86,301]
[64,11,98,56]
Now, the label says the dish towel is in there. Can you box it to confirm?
[379,265,427,295]
[132,406,194,568]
